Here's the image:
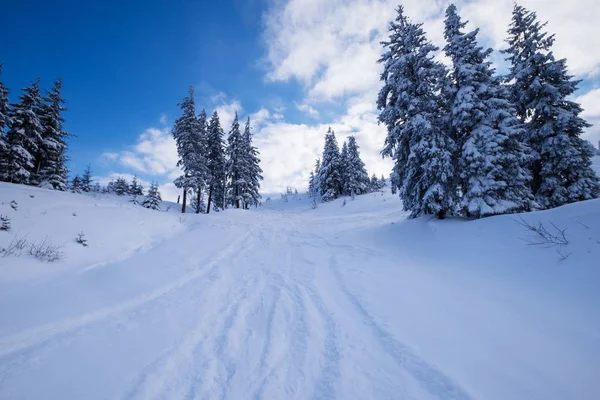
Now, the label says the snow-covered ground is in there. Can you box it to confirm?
[0,178,599,400]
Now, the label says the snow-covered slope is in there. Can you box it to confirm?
[0,182,599,400]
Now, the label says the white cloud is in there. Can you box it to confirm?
[100,152,118,161]
[159,113,168,125]
[296,103,320,118]
[215,100,243,129]
[257,0,600,193]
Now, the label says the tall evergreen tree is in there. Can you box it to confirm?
[344,136,370,196]
[308,158,321,199]
[70,175,82,193]
[240,117,262,208]
[193,108,209,213]
[317,127,343,202]
[503,4,599,208]
[172,87,208,213]
[80,164,93,192]
[226,112,245,208]
[339,141,349,195]
[378,6,455,219]
[35,78,69,189]
[129,175,144,196]
[0,65,10,179]
[113,177,129,196]
[2,79,43,184]
[143,182,162,210]
[444,4,532,217]
[206,111,226,213]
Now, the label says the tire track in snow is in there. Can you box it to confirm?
[327,255,474,400]
[0,230,253,360]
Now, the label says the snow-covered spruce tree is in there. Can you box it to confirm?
[2,78,44,184]
[35,78,69,190]
[370,174,379,192]
[70,175,82,193]
[308,158,321,199]
[113,177,129,196]
[345,136,370,196]
[503,4,599,208]
[317,127,343,202]
[226,112,246,208]
[192,108,209,213]
[143,182,162,210]
[172,87,208,214]
[378,6,455,219]
[240,117,262,209]
[0,65,11,181]
[129,175,144,196]
[80,164,93,192]
[339,141,349,195]
[206,111,226,213]
[443,4,532,217]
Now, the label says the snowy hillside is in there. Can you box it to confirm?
[0,182,599,400]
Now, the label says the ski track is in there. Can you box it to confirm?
[327,254,473,400]
[0,230,253,360]
[0,211,477,400]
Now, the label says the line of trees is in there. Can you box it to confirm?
[172,87,263,214]
[0,68,69,190]
[309,128,384,203]
[378,3,599,219]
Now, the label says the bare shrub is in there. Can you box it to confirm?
[28,237,64,262]
[1,234,29,258]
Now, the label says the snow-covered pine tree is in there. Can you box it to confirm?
[240,117,262,209]
[129,175,144,196]
[344,136,370,196]
[308,170,316,197]
[35,78,69,190]
[317,127,343,202]
[225,112,245,208]
[339,141,349,195]
[370,174,379,192]
[193,108,209,213]
[172,87,208,213]
[206,111,226,212]
[444,4,532,217]
[143,182,162,210]
[114,177,129,195]
[503,4,599,208]
[70,175,82,193]
[0,65,10,181]
[378,6,455,219]
[80,164,93,192]
[3,78,44,184]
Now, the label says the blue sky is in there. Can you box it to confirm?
[2,0,599,200]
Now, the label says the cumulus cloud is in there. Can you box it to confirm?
[259,0,600,183]
[296,103,320,118]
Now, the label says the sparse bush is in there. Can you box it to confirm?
[29,195,35,199]
[514,217,571,261]
[72,212,77,217]
[1,234,29,257]
[0,215,10,231]
[342,199,347,207]
[28,237,64,262]
[10,200,18,211]
[75,232,88,247]
[266,197,272,202]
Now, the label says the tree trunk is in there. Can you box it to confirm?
[207,185,213,214]
[196,186,202,214]
[181,188,187,213]
[177,195,180,204]
[235,181,240,209]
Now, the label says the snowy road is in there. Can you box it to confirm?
[1,195,599,400]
